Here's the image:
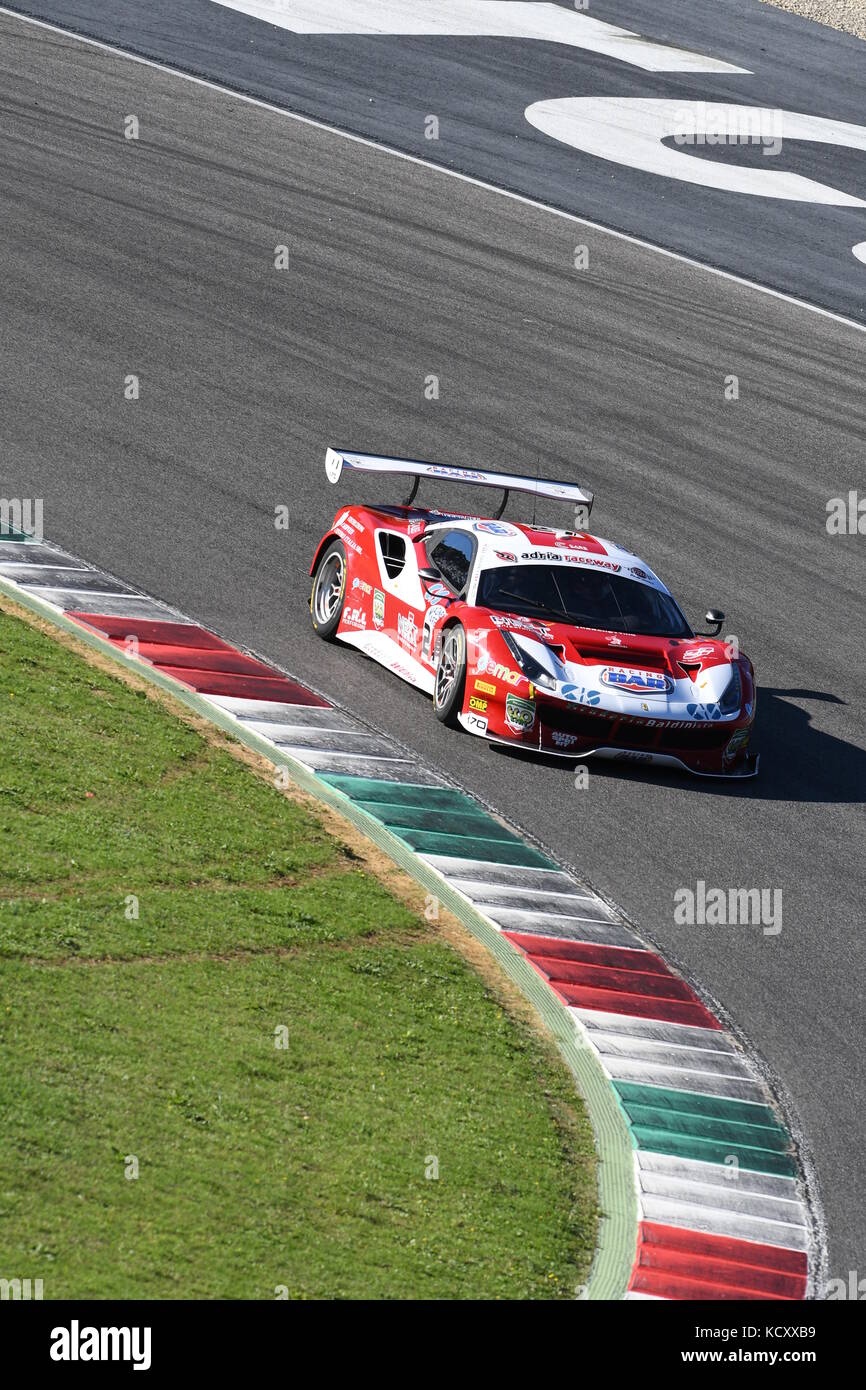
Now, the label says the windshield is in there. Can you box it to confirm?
[477,565,691,638]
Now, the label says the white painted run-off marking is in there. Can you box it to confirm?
[210,0,749,73]
[525,98,866,206]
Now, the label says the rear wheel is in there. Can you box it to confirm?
[310,539,347,641]
[433,623,467,726]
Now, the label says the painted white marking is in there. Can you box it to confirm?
[210,0,749,73]
[5,8,863,335]
[525,98,866,206]
[638,1195,809,1250]
[853,241,866,263]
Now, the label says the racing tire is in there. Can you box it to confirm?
[433,623,467,727]
[310,538,347,641]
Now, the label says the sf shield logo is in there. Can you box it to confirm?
[601,666,673,696]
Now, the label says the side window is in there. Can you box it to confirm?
[429,530,474,593]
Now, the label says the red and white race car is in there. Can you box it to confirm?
[309,451,758,777]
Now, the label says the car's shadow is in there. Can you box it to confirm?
[492,689,863,805]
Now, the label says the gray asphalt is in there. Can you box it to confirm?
[1,12,864,1279]
[5,0,866,321]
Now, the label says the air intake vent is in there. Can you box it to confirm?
[378,532,406,580]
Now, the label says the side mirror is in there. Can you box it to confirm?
[697,608,725,636]
[418,566,439,581]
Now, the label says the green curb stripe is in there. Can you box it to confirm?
[0,575,637,1300]
[615,1082,788,1130]
[321,774,557,865]
[630,1131,797,1178]
[320,776,478,810]
[614,1082,796,1177]
[352,801,521,837]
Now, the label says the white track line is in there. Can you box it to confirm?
[3,4,865,336]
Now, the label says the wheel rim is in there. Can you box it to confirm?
[435,628,461,707]
[314,552,344,625]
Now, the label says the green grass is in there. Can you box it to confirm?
[0,605,597,1298]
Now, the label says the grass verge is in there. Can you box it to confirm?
[0,600,598,1298]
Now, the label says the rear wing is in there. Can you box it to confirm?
[324,448,593,519]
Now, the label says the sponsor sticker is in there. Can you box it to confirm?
[522,549,621,571]
[723,727,751,764]
[479,656,524,687]
[601,667,673,695]
[505,693,536,734]
[687,701,723,721]
[352,576,372,596]
[469,696,488,712]
[561,684,601,706]
[493,550,517,562]
[474,679,496,696]
[551,730,579,749]
[397,612,419,651]
[465,712,488,734]
[682,644,716,662]
[343,606,366,630]
[421,604,447,659]
[373,589,385,629]
[474,520,515,536]
[490,613,553,640]
[426,465,486,482]
[424,581,452,600]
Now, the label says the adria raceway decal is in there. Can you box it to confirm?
[0,528,816,1300]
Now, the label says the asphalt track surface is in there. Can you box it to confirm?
[4,0,866,322]
[2,11,865,1278]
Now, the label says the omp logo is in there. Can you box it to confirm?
[50,1321,152,1371]
[601,666,672,694]
[0,497,43,540]
[0,1276,43,1299]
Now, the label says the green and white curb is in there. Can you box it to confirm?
[0,530,821,1299]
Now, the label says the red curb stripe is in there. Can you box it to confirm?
[552,983,720,1028]
[504,931,721,1028]
[116,640,288,678]
[154,665,328,704]
[638,1221,808,1273]
[631,1268,787,1300]
[631,1223,808,1300]
[529,955,697,1001]
[68,612,330,706]
[504,932,658,970]
[68,613,232,649]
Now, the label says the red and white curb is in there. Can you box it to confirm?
[0,532,821,1299]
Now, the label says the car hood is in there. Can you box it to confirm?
[496,621,741,722]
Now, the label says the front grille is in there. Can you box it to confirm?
[656,723,732,750]
[540,704,616,741]
[539,701,735,753]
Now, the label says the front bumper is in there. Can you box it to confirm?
[465,694,758,777]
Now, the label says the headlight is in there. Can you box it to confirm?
[501,631,557,690]
[718,663,743,716]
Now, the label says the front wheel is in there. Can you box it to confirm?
[433,623,467,726]
[310,539,347,640]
